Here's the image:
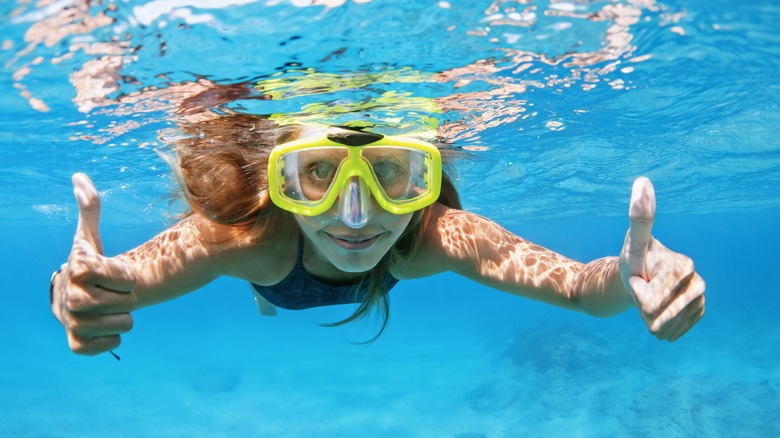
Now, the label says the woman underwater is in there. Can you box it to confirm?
[50,116,705,356]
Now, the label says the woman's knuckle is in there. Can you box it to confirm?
[694,274,706,292]
[641,300,661,318]
[67,318,86,336]
[64,291,89,312]
[68,260,91,281]
[117,314,134,333]
[67,334,88,355]
[125,314,135,332]
[64,295,81,312]
[107,335,122,351]
[648,319,665,336]
[680,255,694,275]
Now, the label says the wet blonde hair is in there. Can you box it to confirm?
[168,112,461,341]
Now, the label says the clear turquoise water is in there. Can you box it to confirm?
[2,0,779,436]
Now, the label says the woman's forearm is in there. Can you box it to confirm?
[418,206,635,317]
[114,218,223,309]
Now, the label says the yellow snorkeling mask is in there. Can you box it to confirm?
[267,130,442,228]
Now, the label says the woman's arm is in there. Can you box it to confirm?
[400,204,633,315]
[111,218,227,309]
[399,177,705,341]
[113,214,296,308]
[50,174,285,355]
[50,175,221,355]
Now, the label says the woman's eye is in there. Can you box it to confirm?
[374,161,398,177]
[309,162,335,179]
[373,160,402,179]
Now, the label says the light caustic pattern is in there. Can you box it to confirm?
[435,207,621,311]
[3,0,684,145]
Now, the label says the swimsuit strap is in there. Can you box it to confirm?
[296,233,305,267]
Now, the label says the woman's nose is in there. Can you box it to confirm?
[336,176,378,228]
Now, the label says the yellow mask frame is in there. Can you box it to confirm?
[267,131,442,217]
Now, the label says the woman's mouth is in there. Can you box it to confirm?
[326,232,382,250]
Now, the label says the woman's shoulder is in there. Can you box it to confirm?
[422,202,495,245]
[390,203,474,279]
[390,203,511,280]
[183,212,300,285]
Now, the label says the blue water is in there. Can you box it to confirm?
[2,0,779,436]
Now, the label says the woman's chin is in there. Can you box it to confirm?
[328,250,384,273]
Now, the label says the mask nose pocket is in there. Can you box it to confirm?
[338,176,371,228]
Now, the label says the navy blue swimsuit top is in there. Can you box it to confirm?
[251,236,399,310]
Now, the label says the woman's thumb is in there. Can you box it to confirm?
[72,173,104,255]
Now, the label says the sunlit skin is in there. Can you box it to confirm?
[52,170,704,356]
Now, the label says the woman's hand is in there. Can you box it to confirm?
[619,177,705,342]
[51,173,137,355]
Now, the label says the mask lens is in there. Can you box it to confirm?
[361,146,433,202]
[280,147,347,202]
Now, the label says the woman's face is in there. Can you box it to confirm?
[286,125,418,272]
[293,199,413,273]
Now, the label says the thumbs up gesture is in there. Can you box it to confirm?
[50,174,137,355]
[619,177,705,342]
